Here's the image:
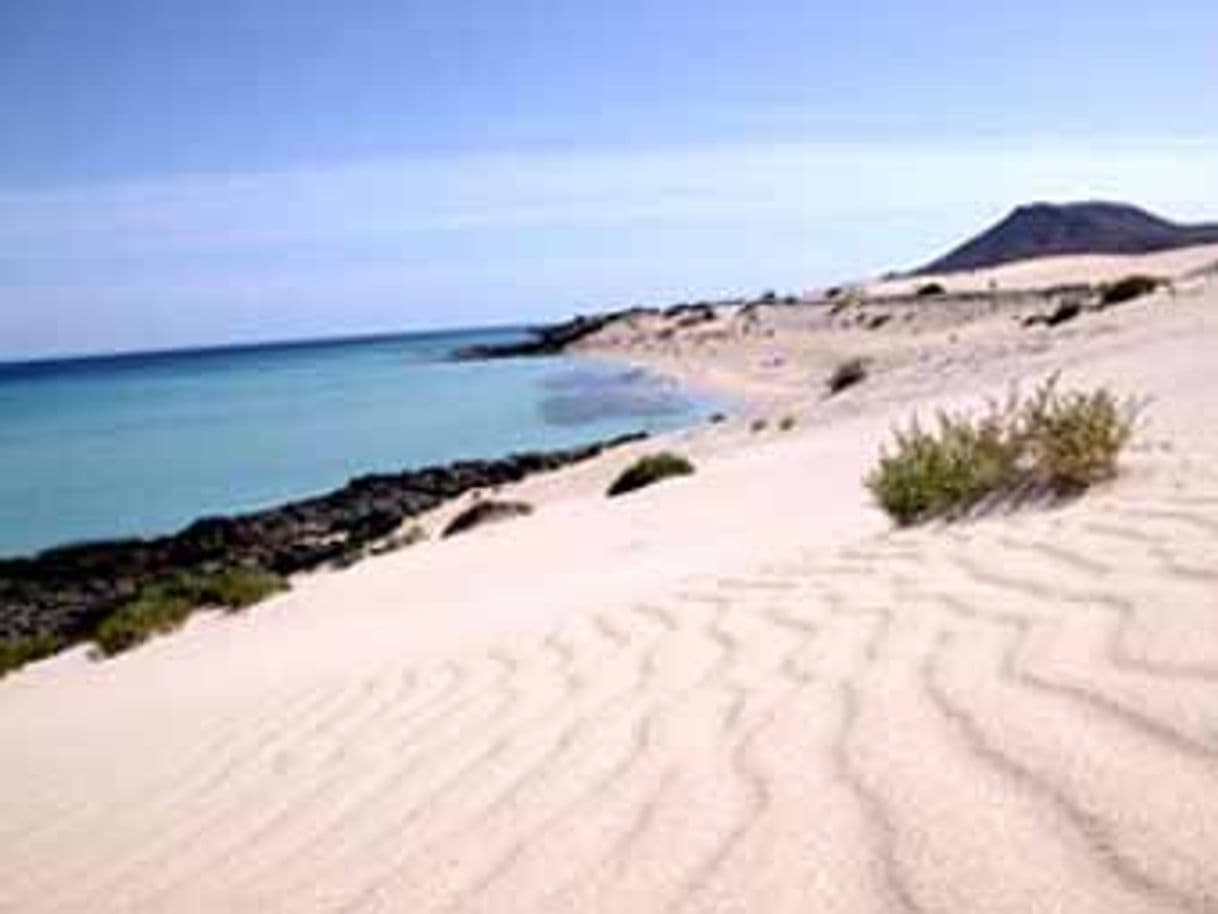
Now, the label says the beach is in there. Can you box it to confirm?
[3,246,1218,912]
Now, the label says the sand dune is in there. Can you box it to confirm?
[2,267,1218,912]
[863,241,1218,297]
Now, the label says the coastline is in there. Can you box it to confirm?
[0,328,712,560]
[0,432,648,649]
[3,249,1218,911]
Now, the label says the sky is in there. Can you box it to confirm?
[2,0,1216,360]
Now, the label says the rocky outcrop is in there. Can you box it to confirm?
[0,433,645,643]
[455,314,623,359]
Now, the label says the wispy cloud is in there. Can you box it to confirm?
[3,136,1216,358]
[5,136,1216,254]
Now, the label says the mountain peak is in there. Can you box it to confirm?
[916,202,1218,275]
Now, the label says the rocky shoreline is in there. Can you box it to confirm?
[0,432,645,645]
[453,302,729,359]
[454,313,619,358]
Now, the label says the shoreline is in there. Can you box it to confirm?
[0,339,719,562]
[0,431,650,649]
[5,248,1204,654]
[4,247,1218,911]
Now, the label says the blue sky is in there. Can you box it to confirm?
[2,0,1216,359]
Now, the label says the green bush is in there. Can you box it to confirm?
[91,566,287,656]
[0,634,64,678]
[1100,274,1160,306]
[202,567,287,610]
[866,411,1018,525]
[148,566,286,611]
[94,590,195,656]
[607,453,695,497]
[1016,381,1137,492]
[867,376,1138,525]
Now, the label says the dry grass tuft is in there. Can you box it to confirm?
[867,375,1140,526]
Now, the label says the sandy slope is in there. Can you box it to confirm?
[861,241,1218,297]
[2,258,1218,913]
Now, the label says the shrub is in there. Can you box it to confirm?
[916,282,946,297]
[867,376,1138,525]
[148,566,287,611]
[0,634,64,678]
[779,415,797,431]
[607,453,695,497]
[1100,275,1160,306]
[828,294,856,316]
[1016,380,1137,492]
[867,410,1019,525]
[827,358,868,395]
[442,500,533,537]
[750,418,768,433]
[94,590,195,656]
[203,567,287,611]
[91,566,287,656]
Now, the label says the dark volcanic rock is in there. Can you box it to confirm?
[916,202,1218,275]
[455,313,625,359]
[0,433,646,643]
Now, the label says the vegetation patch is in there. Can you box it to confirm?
[607,453,695,497]
[202,567,288,610]
[916,281,946,297]
[370,525,427,555]
[442,500,533,537]
[92,566,288,656]
[827,357,868,395]
[0,634,64,679]
[779,415,797,431]
[867,376,1139,526]
[94,589,195,656]
[1099,274,1161,307]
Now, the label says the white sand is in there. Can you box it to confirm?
[2,249,1218,912]
[861,241,1218,297]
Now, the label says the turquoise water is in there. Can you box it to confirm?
[0,329,717,557]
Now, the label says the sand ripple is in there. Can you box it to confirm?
[3,484,1218,913]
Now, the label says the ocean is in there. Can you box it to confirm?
[0,328,718,558]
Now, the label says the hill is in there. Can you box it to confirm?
[916,201,1218,275]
